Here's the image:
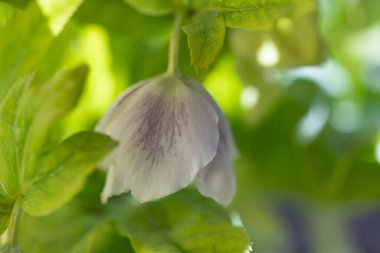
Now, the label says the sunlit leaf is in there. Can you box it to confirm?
[0,0,83,100]
[183,12,225,72]
[0,66,88,199]
[22,65,88,181]
[0,3,52,100]
[37,0,85,35]
[117,190,251,253]
[0,73,35,198]
[22,132,117,216]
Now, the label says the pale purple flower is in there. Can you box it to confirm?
[96,73,238,205]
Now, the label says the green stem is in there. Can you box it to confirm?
[167,12,184,75]
[3,196,23,248]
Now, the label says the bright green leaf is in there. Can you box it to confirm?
[183,12,225,72]
[117,190,251,253]
[0,73,35,198]
[124,0,175,16]
[0,66,88,199]
[22,65,89,181]
[0,0,85,100]
[22,131,117,216]
[0,3,52,100]
[36,0,85,35]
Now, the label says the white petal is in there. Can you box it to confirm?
[181,75,238,205]
[196,136,236,206]
[96,81,146,171]
[97,74,219,203]
[182,75,239,158]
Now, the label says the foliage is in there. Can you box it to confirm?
[0,0,379,252]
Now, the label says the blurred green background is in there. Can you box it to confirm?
[1,0,380,252]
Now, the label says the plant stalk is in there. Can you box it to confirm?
[3,196,23,248]
[167,12,184,75]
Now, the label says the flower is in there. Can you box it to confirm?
[96,73,238,205]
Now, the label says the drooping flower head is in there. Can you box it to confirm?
[97,73,238,205]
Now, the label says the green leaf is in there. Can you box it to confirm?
[0,187,13,235]
[0,0,85,100]
[183,0,316,71]
[117,190,251,253]
[22,65,89,181]
[183,12,225,72]
[36,0,85,35]
[190,0,316,29]
[0,3,53,100]
[22,132,117,216]
[0,73,35,198]
[124,0,175,16]
[19,172,134,253]
[0,65,87,199]
[0,0,30,8]
[220,0,316,30]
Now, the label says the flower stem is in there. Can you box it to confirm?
[167,12,184,75]
[3,196,23,248]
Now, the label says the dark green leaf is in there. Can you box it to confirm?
[0,0,30,8]
[0,73,35,198]
[0,187,13,235]
[117,190,251,253]
[22,132,117,216]
[183,12,225,72]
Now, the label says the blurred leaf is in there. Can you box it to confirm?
[183,0,316,71]
[271,13,325,66]
[124,0,175,16]
[36,0,85,35]
[22,65,88,181]
[0,0,81,101]
[22,132,117,216]
[222,0,315,30]
[117,190,251,253]
[19,172,132,253]
[0,245,24,253]
[0,3,52,100]
[183,12,225,72]
[338,161,380,199]
[191,0,316,30]
[0,73,35,198]
[0,187,13,235]
[230,12,324,70]
[0,0,29,8]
